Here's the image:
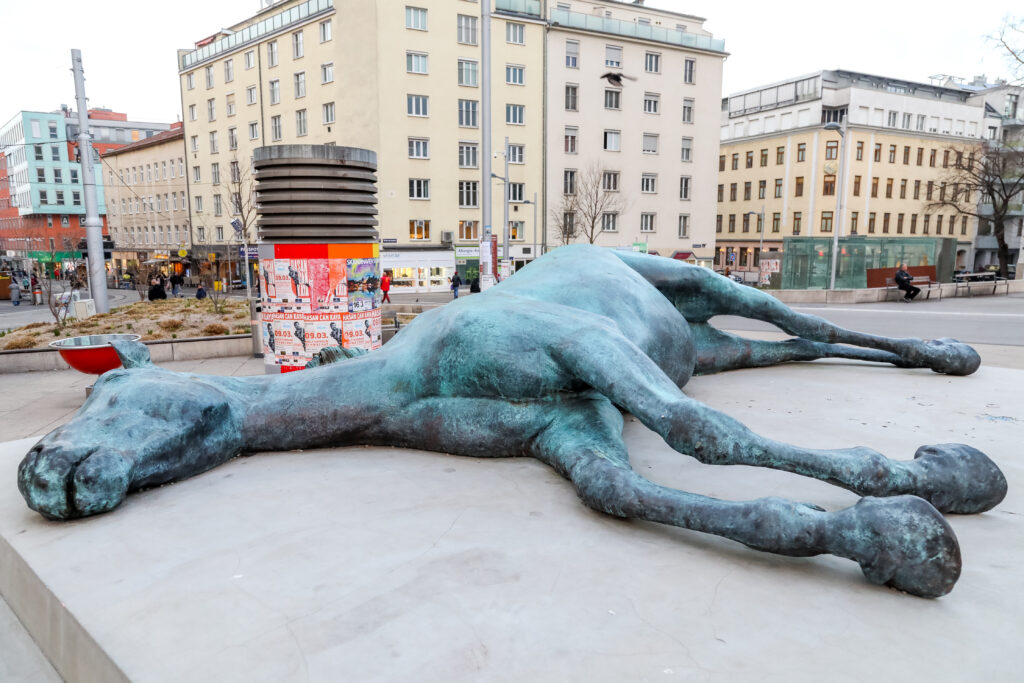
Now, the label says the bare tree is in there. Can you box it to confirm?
[549,164,628,245]
[995,16,1024,82]
[927,142,1024,278]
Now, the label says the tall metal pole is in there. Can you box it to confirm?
[828,120,849,290]
[503,136,510,261]
[479,1,494,290]
[532,191,537,261]
[70,49,109,313]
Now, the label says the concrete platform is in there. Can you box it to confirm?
[1,359,1022,682]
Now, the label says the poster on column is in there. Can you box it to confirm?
[259,259,277,303]
[302,313,346,356]
[346,258,381,312]
[272,313,308,363]
[261,311,282,357]
[343,310,382,350]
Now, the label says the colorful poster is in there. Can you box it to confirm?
[259,259,277,302]
[343,310,382,350]
[302,313,346,356]
[346,258,380,312]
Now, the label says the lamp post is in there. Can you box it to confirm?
[744,205,765,285]
[824,120,849,290]
[521,192,538,262]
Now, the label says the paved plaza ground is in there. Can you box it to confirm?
[0,296,1022,681]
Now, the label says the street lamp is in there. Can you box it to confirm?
[824,120,849,290]
[520,192,539,263]
[744,205,765,284]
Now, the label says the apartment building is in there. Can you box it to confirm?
[547,0,725,263]
[717,70,989,279]
[102,124,191,274]
[178,0,726,291]
[0,108,169,274]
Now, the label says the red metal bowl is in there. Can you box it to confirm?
[49,334,142,375]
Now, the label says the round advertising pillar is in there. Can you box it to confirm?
[253,145,381,373]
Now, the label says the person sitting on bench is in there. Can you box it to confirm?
[895,263,920,302]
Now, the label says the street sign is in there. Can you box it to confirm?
[178,248,188,257]
[692,243,705,249]
[238,246,259,259]
[208,253,217,262]
[381,238,398,244]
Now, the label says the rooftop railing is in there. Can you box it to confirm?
[549,8,725,53]
[180,0,334,71]
[495,0,541,16]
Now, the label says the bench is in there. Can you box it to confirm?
[954,272,1010,297]
[884,275,942,301]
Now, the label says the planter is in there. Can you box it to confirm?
[48,334,141,375]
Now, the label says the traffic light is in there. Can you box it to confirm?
[77,237,114,261]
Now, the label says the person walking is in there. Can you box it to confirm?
[170,273,184,298]
[8,277,21,306]
[894,263,921,303]
[380,270,392,304]
[450,272,462,299]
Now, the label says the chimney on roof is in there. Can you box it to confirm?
[971,75,987,86]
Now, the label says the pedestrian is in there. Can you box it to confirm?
[9,277,21,306]
[148,276,167,301]
[450,272,462,299]
[170,272,183,298]
[894,262,920,303]
[380,270,392,304]
[196,284,207,300]
[470,276,480,293]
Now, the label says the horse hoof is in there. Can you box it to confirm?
[911,444,1008,514]
[926,338,980,376]
[839,496,961,598]
[18,441,131,520]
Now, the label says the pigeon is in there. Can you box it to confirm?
[599,72,637,87]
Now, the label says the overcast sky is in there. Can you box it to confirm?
[1,0,1016,127]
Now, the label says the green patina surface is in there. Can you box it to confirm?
[18,245,1006,598]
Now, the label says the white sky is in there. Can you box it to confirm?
[0,0,1016,127]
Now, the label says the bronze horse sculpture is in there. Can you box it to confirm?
[18,245,1007,597]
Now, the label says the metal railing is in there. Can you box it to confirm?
[549,8,725,53]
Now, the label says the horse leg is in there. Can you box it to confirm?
[689,323,906,375]
[552,328,1006,516]
[533,396,961,598]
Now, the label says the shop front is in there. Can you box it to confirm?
[381,246,456,293]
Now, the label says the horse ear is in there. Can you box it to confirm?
[110,340,153,369]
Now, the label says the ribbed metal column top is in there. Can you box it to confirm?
[254,144,379,243]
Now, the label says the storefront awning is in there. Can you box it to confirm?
[671,251,695,261]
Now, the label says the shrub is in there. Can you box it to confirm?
[202,323,229,336]
[158,318,184,331]
[3,336,36,350]
[21,322,46,330]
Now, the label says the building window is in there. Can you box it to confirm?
[602,171,619,191]
[459,180,479,207]
[406,6,427,31]
[684,59,695,83]
[295,109,307,136]
[290,30,304,59]
[889,145,897,163]
[640,213,656,232]
[792,212,802,235]
[741,181,750,200]
[267,41,278,67]
[679,176,691,200]
[188,104,197,121]
[268,113,282,140]
[744,151,753,168]
[321,62,334,83]
[680,137,692,162]
[247,85,257,105]
[882,213,891,233]
[248,122,259,139]
[194,196,204,212]
[729,183,737,201]
[794,177,804,197]
[604,89,621,110]
[186,73,195,89]
[459,220,479,241]
[717,184,724,201]
[409,178,430,200]
[458,99,477,127]
[294,72,306,98]
[820,211,833,233]
[873,143,882,162]
[716,215,723,232]
[774,178,783,198]
[506,104,524,125]
[508,144,524,163]
[645,52,661,73]
[682,98,694,124]
[226,94,236,117]
[458,59,479,87]
[564,169,577,195]
[603,130,620,151]
[913,214,920,234]
[728,215,736,232]
[776,146,785,164]
[565,84,578,111]
[320,19,332,42]
[899,178,907,199]
[885,178,893,198]
[602,213,618,232]
[641,173,657,194]
[771,213,781,233]
[719,155,726,172]
[797,143,806,162]
[409,219,430,240]
[224,59,234,83]
[409,138,430,159]
[207,98,216,121]
[605,45,622,68]
[228,127,238,150]
[457,14,478,44]
[211,162,221,185]
[825,140,838,160]
[508,183,524,202]
[678,214,690,238]
[322,102,335,124]
[929,149,937,167]
[731,153,739,170]
[565,40,579,68]
[758,179,766,199]
[871,177,879,198]
[896,213,905,234]
[458,142,477,167]
[209,131,218,153]
[642,133,658,154]
[913,180,921,199]
[205,65,214,88]
[408,94,429,117]
[269,79,280,105]
[643,93,660,114]
[564,126,578,153]
[214,195,223,216]
[407,52,428,74]
[509,221,524,241]
[506,64,524,85]
[823,174,836,195]
[507,22,525,44]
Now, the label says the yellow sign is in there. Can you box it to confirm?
[213,280,222,291]
[178,249,188,257]
[208,253,217,262]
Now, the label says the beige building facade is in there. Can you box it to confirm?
[718,70,986,279]
[546,0,725,264]
[102,125,191,275]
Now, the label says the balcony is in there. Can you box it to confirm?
[495,0,541,17]
[180,0,334,70]
[549,8,726,54]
